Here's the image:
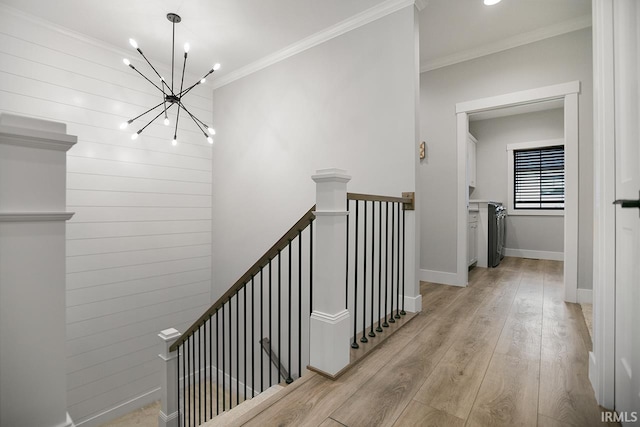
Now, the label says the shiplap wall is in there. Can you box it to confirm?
[0,6,213,426]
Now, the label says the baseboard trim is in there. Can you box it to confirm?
[503,248,564,261]
[577,288,593,304]
[73,388,160,427]
[53,413,75,427]
[403,294,422,313]
[419,269,465,287]
[589,351,598,402]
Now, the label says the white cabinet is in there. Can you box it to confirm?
[468,211,478,266]
[467,133,477,188]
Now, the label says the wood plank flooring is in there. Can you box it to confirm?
[235,257,616,427]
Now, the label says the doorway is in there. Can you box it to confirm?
[454,81,580,303]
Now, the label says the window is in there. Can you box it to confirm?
[506,139,564,216]
[514,145,564,209]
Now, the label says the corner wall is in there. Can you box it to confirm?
[0,6,214,425]
[210,6,419,295]
[419,28,593,290]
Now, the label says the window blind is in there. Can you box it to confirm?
[514,145,564,210]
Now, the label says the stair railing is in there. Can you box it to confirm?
[164,206,315,427]
[157,168,418,427]
[345,193,414,350]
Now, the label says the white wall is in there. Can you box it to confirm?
[210,6,419,295]
[469,108,564,254]
[0,6,213,425]
[420,28,593,289]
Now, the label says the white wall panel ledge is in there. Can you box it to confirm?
[0,212,75,222]
[0,113,77,151]
[0,130,77,151]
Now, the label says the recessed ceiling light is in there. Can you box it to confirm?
[484,0,502,5]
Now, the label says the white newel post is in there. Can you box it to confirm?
[0,114,76,427]
[309,168,352,377]
[402,199,422,313]
[158,328,181,427]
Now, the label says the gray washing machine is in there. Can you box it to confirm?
[488,203,506,267]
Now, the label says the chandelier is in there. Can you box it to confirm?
[120,12,220,146]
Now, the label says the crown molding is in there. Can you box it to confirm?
[414,0,429,12]
[420,14,592,73]
[0,3,211,91]
[0,3,132,61]
[212,0,416,90]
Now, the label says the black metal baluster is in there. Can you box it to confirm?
[209,314,212,420]
[203,321,206,422]
[383,202,389,328]
[236,291,239,406]
[361,201,368,344]
[198,329,201,426]
[278,249,282,382]
[202,326,206,421]
[345,198,349,310]
[369,200,375,338]
[181,343,185,427]
[377,201,383,333]
[216,310,219,416]
[389,202,396,324]
[191,335,195,426]
[244,285,247,401]
[252,276,255,397]
[310,220,313,314]
[186,339,190,426]
[229,297,233,409]
[401,207,406,316]
[287,242,293,383]
[352,200,359,349]
[268,259,273,387]
[260,268,264,393]
[395,203,401,319]
[222,303,225,412]
[298,229,302,379]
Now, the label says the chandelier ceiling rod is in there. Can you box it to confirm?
[120,12,221,146]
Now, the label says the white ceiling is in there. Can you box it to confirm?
[419,0,591,70]
[0,0,591,85]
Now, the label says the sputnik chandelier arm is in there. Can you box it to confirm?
[179,101,215,144]
[119,12,220,146]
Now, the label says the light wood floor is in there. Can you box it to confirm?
[233,257,616,427]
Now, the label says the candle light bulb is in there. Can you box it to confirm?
[207,137,213,144]
[213,63,221,71]
[163,117,170,126]
[129,38,138,49]
[184,43,190,53]
[207,127,216,135]
[171,138,177,146]
[131,133,138,140]
[123,58,131,66]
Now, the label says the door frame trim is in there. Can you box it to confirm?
[454,81,581,301]
[590,0,617,409]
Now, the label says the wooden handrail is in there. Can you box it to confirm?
[347,192,415,210]
[170,191,414,352]
[170,205,316,352]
